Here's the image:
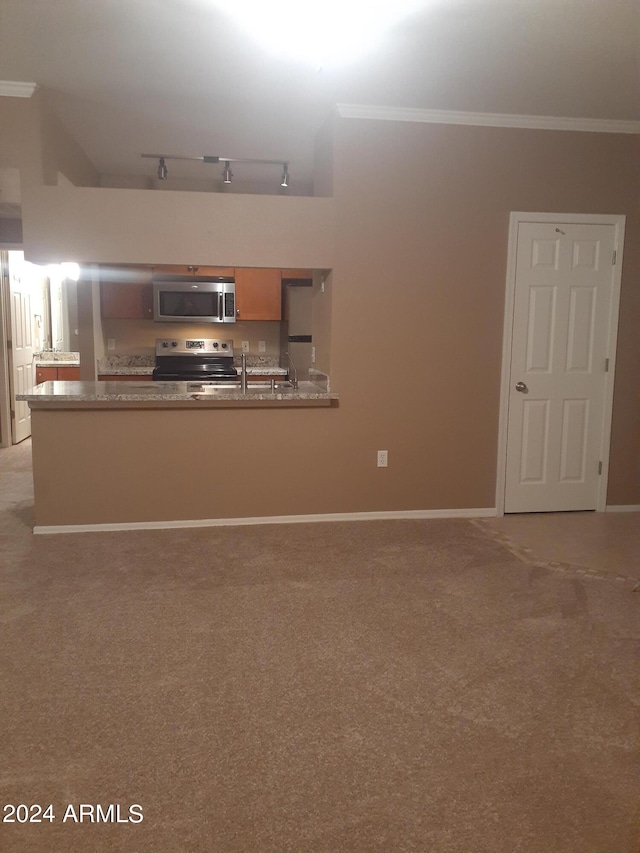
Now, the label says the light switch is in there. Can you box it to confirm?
[258,341,266,353]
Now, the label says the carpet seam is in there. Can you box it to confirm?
[469,518,640,591]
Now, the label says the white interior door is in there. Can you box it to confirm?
[504,220,619,513]
[8,262,35,444]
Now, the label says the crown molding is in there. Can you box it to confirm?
[0,81,38,98]
[335,104,640,135]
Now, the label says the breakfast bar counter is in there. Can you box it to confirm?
[19,378,338,409]
[17,377,340,532]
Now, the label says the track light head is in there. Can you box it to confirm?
[280,164,289,187]
[157,157,168,180]
[222,161,233,184]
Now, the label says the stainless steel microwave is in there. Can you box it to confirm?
[153,277,236,323]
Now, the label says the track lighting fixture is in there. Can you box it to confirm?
[142,153,290,189]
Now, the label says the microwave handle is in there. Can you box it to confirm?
[218,291,223,321]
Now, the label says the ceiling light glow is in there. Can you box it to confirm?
[212,0,427,67]
[60,262,80,281]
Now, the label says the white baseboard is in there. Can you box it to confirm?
[33,507,498,535]
[605,504,640,513]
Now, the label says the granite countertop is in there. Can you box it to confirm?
[35,351,80,367]
[96,355,154,375]
[96,366,287,376]
[36,360,81,367]
[18,377,336,409]
[98,365,155,375]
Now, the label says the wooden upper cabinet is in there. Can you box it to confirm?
[101,281,153,320]
[153,265,235,277]
[235,268,282,321]
[199,266,235,277]
[281,269,313,280]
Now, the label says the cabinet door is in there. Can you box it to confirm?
[101,282,153,319]
[197,266,235,277]
[154,265,235,277]
[56,367,81,381]
[35,366,58,384]
[235,268,282,321]
[153,265,193,275]
[281,269,313,280]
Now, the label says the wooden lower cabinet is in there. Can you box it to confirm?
[58,367,81,381]
[35,366,80,384]
[235,268,282,321]
[35,367,58,384]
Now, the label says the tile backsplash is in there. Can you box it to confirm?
[102,318,282,358]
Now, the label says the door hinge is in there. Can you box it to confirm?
[605,358,609,372]
[6,339,11,350]
[10,409,15,419]
[612,249,617,265]
[598,461,603,475]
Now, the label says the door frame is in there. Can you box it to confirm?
[0,251,11,448]
[495,212,625,516]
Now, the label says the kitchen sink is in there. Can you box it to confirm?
[187,381,295,394]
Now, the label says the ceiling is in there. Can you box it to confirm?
[0,0,639,195]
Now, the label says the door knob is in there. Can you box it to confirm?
[515,381,528,393]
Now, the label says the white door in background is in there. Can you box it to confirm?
[504,220,620,513]
[8,260,35,443]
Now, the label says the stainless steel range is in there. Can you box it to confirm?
[152,338,238,382]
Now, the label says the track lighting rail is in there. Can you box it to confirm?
[141,153,290,186]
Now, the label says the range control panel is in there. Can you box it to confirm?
[155,338,235,356]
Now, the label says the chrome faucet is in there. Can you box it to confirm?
[285,350,298,390]
[241,352,248,392]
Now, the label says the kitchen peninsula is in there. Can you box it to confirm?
[21,378,336,407]
[19,377,338,532]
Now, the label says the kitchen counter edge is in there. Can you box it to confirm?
[18,380,338,409]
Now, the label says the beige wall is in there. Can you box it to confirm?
[0,91,99,190]
[0,96,45,188]
[0,218,23,245]
[21,187,335,268]
[23,117,640,525]
[39,99,99,188]
[328,118,640,508]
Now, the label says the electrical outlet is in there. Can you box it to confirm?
[311,346,316,364]
[377,450,388,468]
[258,340,266,353]
[107,338,116,351]
[241,341,250,352]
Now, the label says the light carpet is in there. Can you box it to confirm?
[0,441,638,852]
